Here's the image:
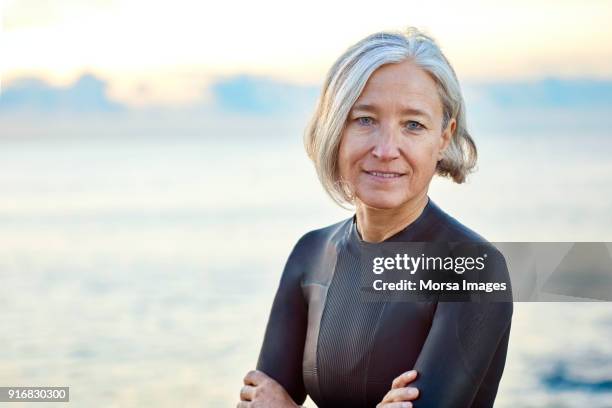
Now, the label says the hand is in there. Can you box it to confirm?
[376,369,420,408]
[237,369,300,408]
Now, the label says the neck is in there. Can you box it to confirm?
[355,192,429,243]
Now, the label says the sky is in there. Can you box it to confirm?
[2,0,612,107]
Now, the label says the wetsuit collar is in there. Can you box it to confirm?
[346,196,441,254]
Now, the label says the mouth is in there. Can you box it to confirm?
[363,170,406,179]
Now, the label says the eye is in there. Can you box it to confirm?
[405,120,425,131]
[356,116,374,126]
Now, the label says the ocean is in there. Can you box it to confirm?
[1,123,611,407]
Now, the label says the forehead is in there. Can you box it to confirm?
[352,60,443,118]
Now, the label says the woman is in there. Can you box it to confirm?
[238,27,513,408]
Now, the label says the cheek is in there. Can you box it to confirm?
[338,134,367,177]
[337,142,350,179]
[405,141,439,176]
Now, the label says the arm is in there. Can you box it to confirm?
[410,248,514,407]
[255,234,310,405]
[410,301,512,407]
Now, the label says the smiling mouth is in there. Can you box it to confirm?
[364,170,406,179]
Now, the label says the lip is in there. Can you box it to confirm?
[363,170,406,181]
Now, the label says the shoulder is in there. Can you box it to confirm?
[428,200,489,243]
[433,205,504,263]
[281,216,351,266]
[428,201,507,269]
[281,217,351,281]
[293,217,352,253]
[430,202,513,303]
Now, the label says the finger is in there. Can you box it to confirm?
[243,369,268,386]
[239,385,256,401]
[381,386,420,403]
[391,370,418,389]
[378,402,413,408]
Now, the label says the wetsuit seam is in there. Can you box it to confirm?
[315,301,326,403]
[313,241,342,405]
[363,301,387,408]
[301,282,329,289]
[299,266,308,310]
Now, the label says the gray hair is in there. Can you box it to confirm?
[303,26,477,208]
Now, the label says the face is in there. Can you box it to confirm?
[338,59,456,210]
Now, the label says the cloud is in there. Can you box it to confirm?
[3,72,612,122]
[469,78,612,108]
[2,73,612,139]
[207,74,319,115]
[461,78,612,133]
[0,73,124,113]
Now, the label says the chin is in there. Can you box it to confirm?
[357,191,408,210]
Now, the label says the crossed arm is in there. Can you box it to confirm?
[241,238,513,407]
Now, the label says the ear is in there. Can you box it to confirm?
[438,117,456,160]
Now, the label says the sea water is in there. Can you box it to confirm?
[0,122,611,407]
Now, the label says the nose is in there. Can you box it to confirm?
[371,123,401,161]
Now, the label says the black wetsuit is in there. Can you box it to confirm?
[256,196,513,407]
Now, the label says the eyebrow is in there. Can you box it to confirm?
[351,103,432,121]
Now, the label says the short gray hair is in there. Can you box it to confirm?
[303,26,477,208]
